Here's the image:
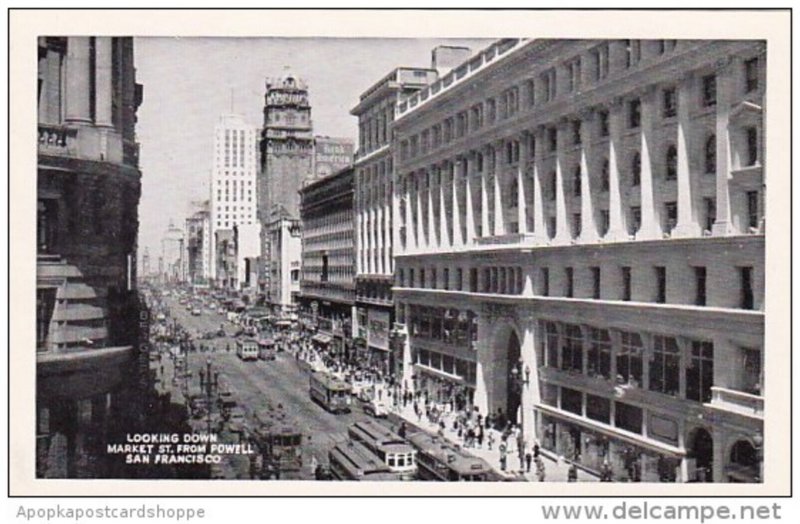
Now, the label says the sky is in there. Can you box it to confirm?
[134,36,493,262]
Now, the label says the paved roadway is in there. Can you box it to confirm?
[163,296,377,479]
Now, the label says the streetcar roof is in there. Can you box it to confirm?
[329,441,393,476]
[407,432,490,474]
[348,420,411,450]
[310,371,350,390]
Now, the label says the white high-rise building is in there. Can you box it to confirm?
[210,113,259,283]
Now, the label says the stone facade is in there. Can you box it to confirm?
[392,38,765,482]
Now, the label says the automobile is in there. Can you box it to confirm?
[357,386,375,404]
[191,308,202,316]
[363,399,389,418]
[227,407,247,431]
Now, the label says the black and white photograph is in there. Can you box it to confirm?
[9,8,791,499]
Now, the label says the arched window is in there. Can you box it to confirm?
[631,152,641,186]
[704,134,716,174]
[665,144,678,180]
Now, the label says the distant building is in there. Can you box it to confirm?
[351,63,441,374]
[265,213,302,314]
[185,203,211,286]
[209,114,258,282]
[236,222,262,296]
[36,36,143,478]
[214,229,236,290]
[161,219,184,283]
[299,166,356,351]
[392,38,765,483]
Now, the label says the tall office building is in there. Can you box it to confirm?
[209,113,259,284]
[36,36,143,478]
[392,38,765,483]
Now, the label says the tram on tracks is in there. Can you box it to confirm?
[347,420,417,480]
[407,431,491,481]
[309,371,351,413]
[328,440,402,481]
[252,403,303,477]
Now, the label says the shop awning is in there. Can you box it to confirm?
[312,334,332,345]
[413,363,465,383]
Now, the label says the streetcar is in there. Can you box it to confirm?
[328,440,402,481]
[309,371,351,413]
[407,431,491,481]
[236,338,259,361]
[347,420,417,480]
[252,405,304,476]
[258,338,276,361]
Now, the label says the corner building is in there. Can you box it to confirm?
[392,39,765,482]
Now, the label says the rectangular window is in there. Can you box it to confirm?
[623,39,641,69]
[617,331,643,387]
[747,191,759,229]
[469,267,478,292]
[621,266,632,301]
[740,266,754,309]
[599,210,610,236]
[541,267,550,296]
[572,120,582,145]
[561,324,583,373]
[628,99,641,128]
[694,266,707,306]
[591,44,610,81]
[586,394,611,424]
[587,328,611,379]
[702,74,717,107]
[686,340,714,403]
[572,213,581,238]
[590,266,601,299]
[614,402,643,434]
[561,387,583,415]
[598,109,610,137]
[740,347,762,395]
[526,79,536,107]
[630,207,641,235]
[565,267,574,298]
[745,57,759,93]
[664,201,678,233]
[456,268,463,291]
[655,266,667,303]
[566,58,581,93]
[419,268,425,288]
[430,268,437,289]
[442,268,449,291]
[548,127,558,152]
[650,335,680,397]
[663,87,677,118]
[746,127,759,166]
[704,197,716,232]
[545,321,559,368]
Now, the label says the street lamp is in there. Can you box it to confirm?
[198,358,220,434]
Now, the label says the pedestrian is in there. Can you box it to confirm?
[536,458,546,482]
[533,442,540,459]
[525,450,532,473]
[487,430,495,451]
[568,464,578,482]
[518,447,525,471]
[499,442,507,472]
[477,424,484,449]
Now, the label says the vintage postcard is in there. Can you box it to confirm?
[8,8,791,497]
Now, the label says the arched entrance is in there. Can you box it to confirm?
[505,330,521,427]
[728,440,760,482]
[688,428,714,482]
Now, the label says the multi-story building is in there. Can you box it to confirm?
[265,213,302,314]
[210,113,258,282]
[392,38,765,483]
[185,201,211,286]
[36,36,144,477]
[161,219,184,283]
[299,166,356,351]
[351,63,441,374]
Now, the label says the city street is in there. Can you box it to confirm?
[163,296,381,479]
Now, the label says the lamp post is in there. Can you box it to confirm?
[198,358,219,434]
[509,358,531,452]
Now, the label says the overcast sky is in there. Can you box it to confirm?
[134,36,492,262]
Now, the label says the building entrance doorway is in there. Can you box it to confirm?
[688,428,714,482]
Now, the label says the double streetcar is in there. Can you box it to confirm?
[309,371,351,413]
[328,440,402,481]
[236,338,259,361]
[251,404,304,478]
[407,432,491,481]
[347,420,417,480]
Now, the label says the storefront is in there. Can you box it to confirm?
[412,349,476,411]
[366,308,392,375]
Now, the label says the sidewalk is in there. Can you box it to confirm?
[389,402,597,482]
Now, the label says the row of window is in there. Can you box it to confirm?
[407,306,478,350]
[414,348,478,386]
[398,51,761,165]
[397,262,757,310]
[541,320,762,400]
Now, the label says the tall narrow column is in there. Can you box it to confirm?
[415,172,425,252]
[452,159,463,247]
[637,86,662,239]
[532,127,548,244]
[94,37,113,127]
[554,121,571,243]
[426,169,436,248]
[579,110,599,243]
[606,98,628,241]
[674,72,702,238]
[712,59,734,237]
[464,155,476,244]
[65,37,92,124]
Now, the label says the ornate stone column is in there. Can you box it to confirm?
[673,72,702,238]
[712,58,735,237]
[554,120,571,244]
[606,97,628,241]
[637,86,663,239]
[65,37,92,124]
[94,37,113,127]
[578,109,599,243]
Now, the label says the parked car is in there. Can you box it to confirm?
[363,399,388,418]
